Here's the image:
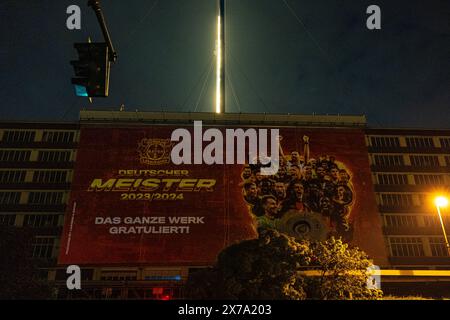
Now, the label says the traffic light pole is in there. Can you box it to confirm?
[88,0,117,63]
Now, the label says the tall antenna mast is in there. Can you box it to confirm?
[216,0,225,113]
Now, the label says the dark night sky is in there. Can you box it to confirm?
[1,0,449,128]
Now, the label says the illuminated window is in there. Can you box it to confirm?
[414,175,444,185]
[406,137,434,148]
[429,237,449,257]
[380,194,413,207]
[0,192,21,204]
[31,237,55,259]
[2,130,36,143]
[0,150,31,162]
[410,155,439,167]
[0,170,26,183]
[423,215,450,227]
[389,237,424,257]
[377,174,408,185]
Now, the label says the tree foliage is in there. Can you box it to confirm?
[185,229,382,300]
[0,227,54,300]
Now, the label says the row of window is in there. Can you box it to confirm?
[0,150,31,162]
[369,136,450,149]
[35,235,448,259]
[0,170,26,184]
[2,131,36,143]
[0,192,21,204]
[2,130,75,143]
[373,155,444,167]
[32,237,55,259]
[376,174,446,185]
[0,214,61,227]
[380,194,414,207]
[370,137,400,148]
[25,214,60,227]
[28,192,64,205]
[380,193,444,207]
[41,131,75,144]
[0,192,65,205]
[384,214,450,228]
[37,150,72,162]
[33,170,68,183]
[389,237,449,257]
[0,150,72,162]
[410,155,440,167]
[0,170,70,183]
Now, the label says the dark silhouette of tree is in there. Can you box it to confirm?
[0,227,54,299]
[185,229,382,300]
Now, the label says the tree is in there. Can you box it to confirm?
[0,227,54,299]
[185,229,310,300]
[185,229,383,300]
[304,237,383,300]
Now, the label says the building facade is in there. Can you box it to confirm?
[1,113,449,299]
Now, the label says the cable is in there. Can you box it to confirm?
[281,0,379,122]
[181,55,214,111]
[121,0,159,50]
[228,50,271,113]
[226,66,242,113]
[194,58,215,112]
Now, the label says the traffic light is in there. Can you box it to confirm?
[70,42,110,98]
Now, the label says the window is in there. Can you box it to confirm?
[24,214,60,228]
[100,271,138,281]
[370,136,400,148]
[373,155,404,167]
[37,151,71,162]
[445,156,450,166]
[385,215,418,227]
[429,237,450,257]
[406,137,434,148]
[0,150,31,162]
[0,214,16,226]
[28,192,64,205]
[380,194,413,207]
[414,175,444,185]
[377,174,408,185]
[423,215,450,228]
[33,171,67,183]
[0,171,26,183]
[2,130,36,143]
[439,138,450,149]
[410,155,439,167]
[0,192,21,204]
[389,237,425,257]
[42,131,74,143]
[31,237,55,259]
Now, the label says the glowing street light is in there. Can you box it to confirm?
[434,195,450,256]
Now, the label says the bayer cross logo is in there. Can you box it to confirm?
[137,138,172,165]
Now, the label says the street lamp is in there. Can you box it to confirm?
[434,196,450,256]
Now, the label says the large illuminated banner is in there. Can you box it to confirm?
[59,126,387,266]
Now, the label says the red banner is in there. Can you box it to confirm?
[59,126,387,266]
